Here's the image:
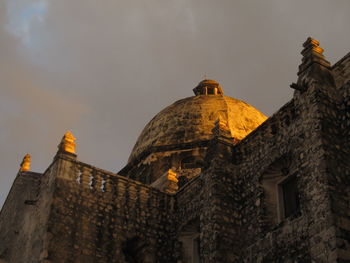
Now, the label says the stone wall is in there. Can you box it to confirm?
[333,52,350,89]
[46,156,176,263]
[200,51,350,262]
[324,73,350,262]
[197,99,310,262]
[0,161,59,263]
[0,171,41,263]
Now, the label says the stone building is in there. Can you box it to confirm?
[0,37,350,262]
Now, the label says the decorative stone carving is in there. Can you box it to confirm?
[58,131,76,154]
[298,37,331,76]
[20,154,31,172]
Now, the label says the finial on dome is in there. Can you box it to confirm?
[20,154,31,172]
[298,37,331,75]
[193,79,224,96]
[58,131,76,154]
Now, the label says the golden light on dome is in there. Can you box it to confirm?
[128,79,268,163]
[215,116,229,131]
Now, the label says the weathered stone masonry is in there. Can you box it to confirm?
[48,154,176,263]
[1,37,350,262]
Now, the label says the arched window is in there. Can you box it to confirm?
[261,155,300,225]
[278,173,299,219]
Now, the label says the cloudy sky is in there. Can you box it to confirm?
[1,0,349,208]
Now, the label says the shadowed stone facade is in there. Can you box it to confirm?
[1,38,350,262]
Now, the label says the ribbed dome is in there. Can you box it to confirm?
[128,80,267,163]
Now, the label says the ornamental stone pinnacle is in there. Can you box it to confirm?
[167,169,178,183]
[298,37,331,76]
[20,154,31,172]
[58,131,76,154]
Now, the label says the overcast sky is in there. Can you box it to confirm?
[1,0,349,208]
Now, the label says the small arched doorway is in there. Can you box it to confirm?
[122,237,155,263]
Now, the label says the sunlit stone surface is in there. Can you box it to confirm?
[0,38,350,262]
[20,154,31,172]
[129,79,267,163]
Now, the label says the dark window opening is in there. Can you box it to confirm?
[122,237,146,263]
[279,175,300,219]
[207,88,214,95]
[193,237,201,263]
[260,154,298,225]
[179,219,201,263]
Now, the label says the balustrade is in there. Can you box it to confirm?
[65,161,174,213]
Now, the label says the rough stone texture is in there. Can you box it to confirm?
[47,155,176,263]
[0,162,59,263]
[120,93,266,185]
[121,92,267,185]
[119,142,209,185]
[0,171,41,262]
[129,94,267,163]
[1,38,350,262]
[333,52,350,89]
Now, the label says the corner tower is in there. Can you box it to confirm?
[119,79,267,185]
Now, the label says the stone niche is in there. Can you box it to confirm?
[178,219,201,263]
[260,155,300,226]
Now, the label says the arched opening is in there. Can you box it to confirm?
[178,219,201,263]
[260,155,300,225]
[122,237,154,263]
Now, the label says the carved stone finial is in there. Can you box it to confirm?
[298,37,331,76]
[20,154,31,172]
[167,169,178,183]
[58,131,76,154]
[303,37,323,53]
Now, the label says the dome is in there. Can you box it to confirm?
[128,80,267,163]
